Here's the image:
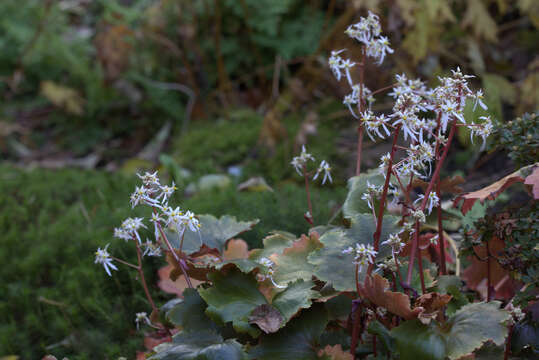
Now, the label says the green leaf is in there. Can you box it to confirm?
[433,275,469,315]
[248,304,328,360]
[391,319,446,360]
[199,269,267,337]
[511,321,539,356]
[368,320,395,354]
[169,215,259,255]
[272,279,317,326]
[308,214,399,291]
[272,233,323,285]
[150,330,247,360]
[442,301,511,359]
[462,0,498,42]
[166,288,218,332]
[342,171,385,218]
[249,231,296,261]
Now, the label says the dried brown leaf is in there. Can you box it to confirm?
[224,239,249,260]
[358,274,422,320]
[317,344,354,360]
[524,165,539,199]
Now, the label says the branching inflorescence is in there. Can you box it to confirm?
[329,11,494,357]
[94,171,201,330]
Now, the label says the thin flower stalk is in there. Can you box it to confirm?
[134,237,158,315]
[406,118,458,287]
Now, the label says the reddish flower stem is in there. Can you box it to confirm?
[368,125,401,275]
[486,239,492,301]
[436,179,447,275]
[303,164,314,223]
[504,324,513,360]
[356,46,366,176]
[134,240,158,315]
[406,118,458,286]
[155,220,193,289]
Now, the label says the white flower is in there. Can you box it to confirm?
[95,244,118,276]
[342,243,377,265]
[120,217,147,243]
[343,94,358,118]
[329,49,345,81]
[313,160,332,184]
[137,171,160,187]
[135,312,151,330]
[130,186,160,209]
[291,145,315,175]
[470,116,493,150]
[472,89,488,111]
[142,239,162,257]
[340,59,356,86]
[441,100,465,127]
[411,209,426,223]
[381,233,404,254]
[157,182,177,204]
[415,192,440,214]
[256,257,285,288]
[181,211,201,233]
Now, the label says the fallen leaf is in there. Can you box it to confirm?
[415,292,452,324]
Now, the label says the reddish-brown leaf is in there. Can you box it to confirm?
[413,175,465,194]
[318,344,354,360]
[454,167,528,214]
[524,164,539,199]
[461,236,520,301]
[157,265,203,297]
[224,239,249,260]
[358,274,422,320]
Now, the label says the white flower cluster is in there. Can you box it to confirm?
[256,257,286,289]
[94,244,117,276]
[291,145,332,185]
[381,233,405,255]
[344,11,394,65]
[343,243,377,268]
[135,311,152,330]
[329,12,393,119]
[357,68,494,224]
[95,171,201,276]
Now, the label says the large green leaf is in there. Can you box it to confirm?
[442,301,511,359]
[391,319,446,360]
[198,269,267,337]
[150,330,247,360]
[272,233,323,285]
[272,279,317,327]
[249,231,296,261]
[391,302,511,360]
[308,214,399,291]
[166,288,218,332]
[248,304,328,360]
[168,215,259,254]
[342,171,385,218]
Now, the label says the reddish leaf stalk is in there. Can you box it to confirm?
[406,118,458,286]
[416,235,426,294]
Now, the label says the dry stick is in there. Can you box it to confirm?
[134,240,158,314]
[356,46,366,176]
[406,118,458,287]
[436,179,447,275]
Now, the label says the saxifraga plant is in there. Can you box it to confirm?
[80,11,537,360]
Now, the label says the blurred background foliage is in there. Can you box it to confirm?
[0,0,537,358]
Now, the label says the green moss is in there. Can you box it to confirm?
[0,166,157,359]
[182,182,346,249]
